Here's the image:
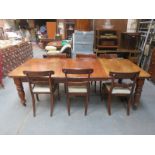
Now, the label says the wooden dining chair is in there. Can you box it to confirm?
[62,68,94,116]
[23,70,59,117]
[76,53,97,92]
[76,53,97,58]
[98,53,118,93]
[102,71,140,115]
[43,53,67,58]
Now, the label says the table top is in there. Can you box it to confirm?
[98,58,150,78]
[8,58,107,79]
[8,58,150,79]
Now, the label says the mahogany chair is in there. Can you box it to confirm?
[98,54,118,93]
[23,70,59,117]
[76,53,97,92]
[76,53,97,58]
[62,68,93,116]
[102,71,140,115]
[43,53,67,58]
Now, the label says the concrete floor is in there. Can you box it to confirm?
[0,44,155,135]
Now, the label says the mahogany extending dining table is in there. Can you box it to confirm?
[8,57,150,108]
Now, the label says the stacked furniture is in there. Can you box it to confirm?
[45,43,72,58]
[0,41,33,76]
[72,31,94,56]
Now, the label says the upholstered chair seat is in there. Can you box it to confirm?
[45,46,57,51]
[105,83,131,94]
[32,84,51,93]
[47,50,61,55]
[68,85,87,93]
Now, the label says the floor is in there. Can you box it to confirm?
[0,43,155,135]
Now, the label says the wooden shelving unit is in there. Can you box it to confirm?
[95,29,118,50]
[65,21,75,40]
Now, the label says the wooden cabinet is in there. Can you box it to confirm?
[65,21,75,40]
[148,48,155,82]
[121,32,140,49]
[46,22,57,39]
[95,29,118,50]
[75,19,91,31]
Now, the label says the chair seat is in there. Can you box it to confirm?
[47,50,61,55]
[33,84,50,93]
[105,83,131,94]
[102,80,111,83]
[45,46,57,51]
[68,85,87,93]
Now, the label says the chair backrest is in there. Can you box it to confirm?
[99,54,117,59]
[109,71,140,95]
[23,70,54,93]
[76,53,97,58]
[43,53,67,58]
[62,68,94,92]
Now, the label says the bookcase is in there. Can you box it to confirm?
[65,21,75,40]
[95,29,118,50]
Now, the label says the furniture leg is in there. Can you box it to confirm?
[94,81,96,93]
[99,81,102,94]
[127,97,131,115]
[14,78,26,106]
[0,81,4,88]
[36,94,40,101]
[32,93,36,117]
[67,95,70,116]
[57,84,60,100]
[84,96,88,116]
[108,94,111,115]
[133,79,145,109]
[50,94,54,116]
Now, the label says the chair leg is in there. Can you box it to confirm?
[57,84,60,100]
[94,81,96,93]
[32,94,36,117]
[50,94,54,116]
[67,95,70,116]
[127,97,131,116]
[107,94,111,115]
[101,85,103,101]
[64,83,66,93]
[99,81,102,94]
[0,81,4,88]
[84,96,88,116]
[36,94,39,101]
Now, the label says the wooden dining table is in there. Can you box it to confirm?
[8,57,150,109]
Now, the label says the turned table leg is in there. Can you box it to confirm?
[133,78,145,109]
[14,78,26,106]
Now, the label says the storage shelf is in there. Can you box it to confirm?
[97,45,118,48]
[97,36,118,40]
[95,29,118,50]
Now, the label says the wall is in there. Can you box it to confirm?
[127,19,138,32]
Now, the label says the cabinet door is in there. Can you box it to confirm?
[46,22,56,39]
[75,19,91,31]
